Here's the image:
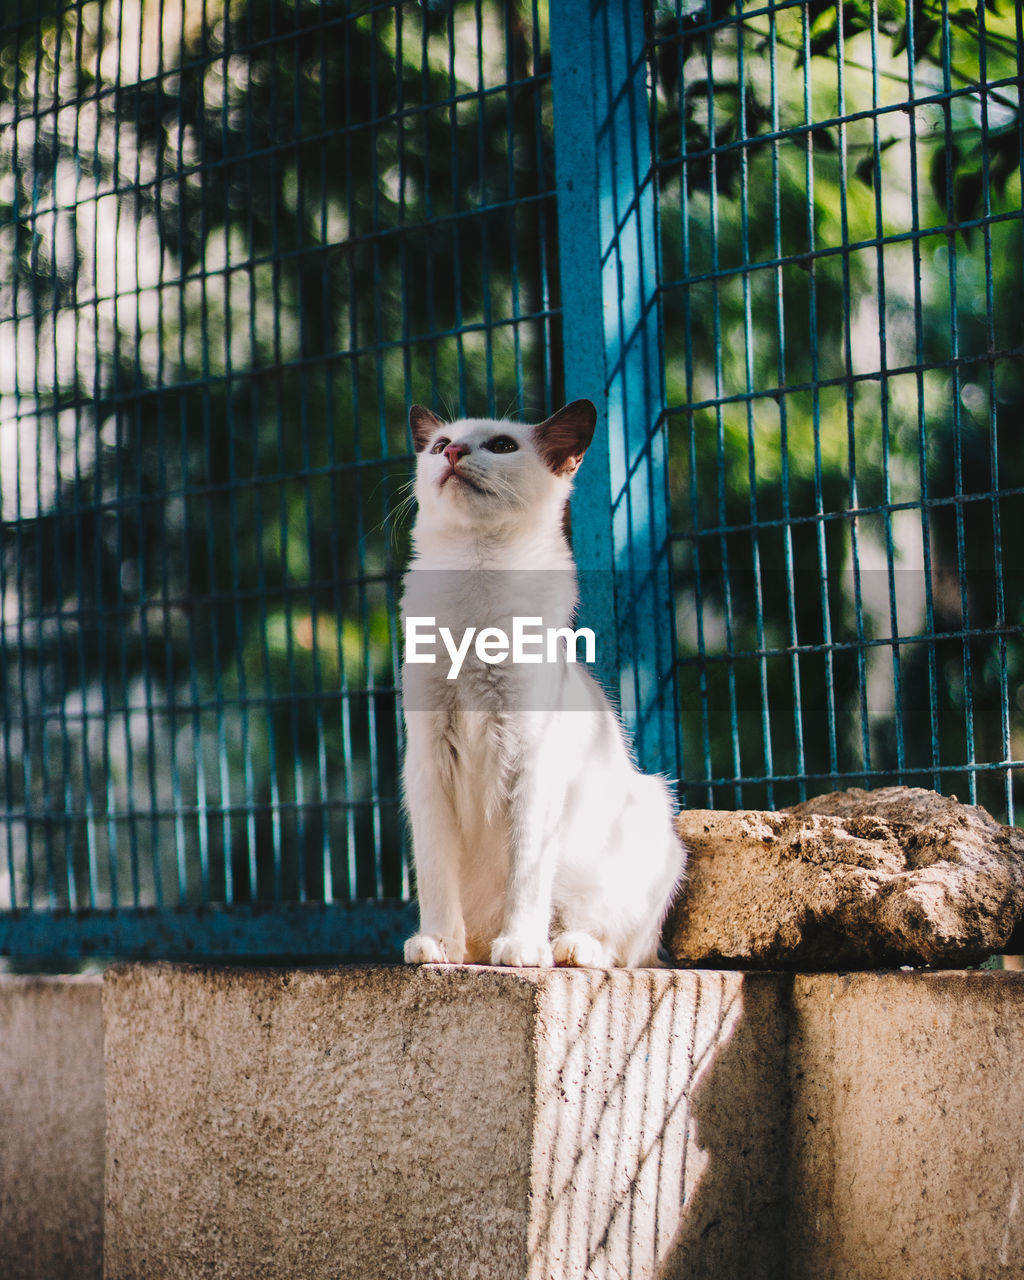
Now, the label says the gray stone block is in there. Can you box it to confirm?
[0,974,104,1280]
[103,963,788,1280]
[102,962,1024,1280]
[786,971,1024,1280]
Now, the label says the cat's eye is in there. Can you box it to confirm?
[429,437,450,454]
[485,435,518,454]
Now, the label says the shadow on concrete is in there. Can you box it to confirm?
[528,969,791,1280]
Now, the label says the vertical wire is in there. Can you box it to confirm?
[530,0,553,416]
[132,0,163,907]
[269,0,292,900]
[152,0,190,905]
[868,0,905,779]
[109,0,143,906]
[535,0,552,414]
[0,0,21,906]
[476,0,495,412]
[0,40,15,900]
[679,6,713,806]
[903,0,941,793]
[705,5,742,805]
[802,2,839,783]
[315,0,335,903]
[1010,0,1024,824]
[365,3,385,899]
[11,1,34,905]
[186,0,226,903]
[49,6,78,907]
[938,0,976,802]
[768,0,805,798]
[503,0,525,411]
[29,0,57,908]
[976,3,1010,820]
[0,4,13,908]
[58,8,79,908]
[91,0,119,907]
[68,4,99,907]
[381,0,407,895]
[447,7,467,410]
[420,11,440,410]
[647,3,684,787]
[226,0,256,911]
[834,0,872,781]
[258,0,284,899]
[233,0,263,902]
[341,12,360,898]
[394,0,411,899]
[0,463,12,905]
[195,0,226,904]
[735,0,774,807]
[199,0,233,904]
[285,11,308,902]
[13,1,36,910]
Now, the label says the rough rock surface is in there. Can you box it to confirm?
[665,786,1024,968]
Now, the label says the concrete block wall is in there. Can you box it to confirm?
[0,975,104,1280]
[102,966,790,1280]
[2,965,1023,1279]
[786,972,1024,1280]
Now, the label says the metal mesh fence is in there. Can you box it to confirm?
[653,0,1024,819]
[1,0,1021,960]
[0,0,555,951]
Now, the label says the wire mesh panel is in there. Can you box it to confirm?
[0,0,556,957]
[653,0,1024,819]
[2,0,1021,962]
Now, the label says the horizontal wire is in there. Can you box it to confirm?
[675,621,1022,668]
[681,758,1024,793]
[662,341,1024,419]
[2,793,402,826]
[670,485,1024,542]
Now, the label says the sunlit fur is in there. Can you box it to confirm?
[401,402,686,968]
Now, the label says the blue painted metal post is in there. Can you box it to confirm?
[550,0,677,779]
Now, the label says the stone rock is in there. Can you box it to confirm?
[664,786,1024,969]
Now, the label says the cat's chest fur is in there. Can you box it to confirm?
[402,567,548,826]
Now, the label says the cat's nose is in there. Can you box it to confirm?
[443,442,470,465]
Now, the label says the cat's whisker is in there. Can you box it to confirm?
[373,475,420,547]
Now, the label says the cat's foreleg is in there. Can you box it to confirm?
[490,768,556,967]
[403,756,467,965]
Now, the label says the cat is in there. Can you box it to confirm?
[400,399,686,968]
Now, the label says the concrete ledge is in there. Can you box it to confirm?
[103,964,1024,1280]
[0,975,104,1280]
[7,965,1021,1279]
[103,964,787,1280]
[787,971,1024,1280]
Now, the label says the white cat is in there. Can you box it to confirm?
[400,399,685,968]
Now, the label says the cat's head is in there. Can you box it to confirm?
[408,400,597,533]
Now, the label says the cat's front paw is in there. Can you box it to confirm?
[490,935,554,968]
[552,931,611,968]
[404,933,464,964]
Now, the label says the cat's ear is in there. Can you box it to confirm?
[410,404,445,453]
[533,400,597,476]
